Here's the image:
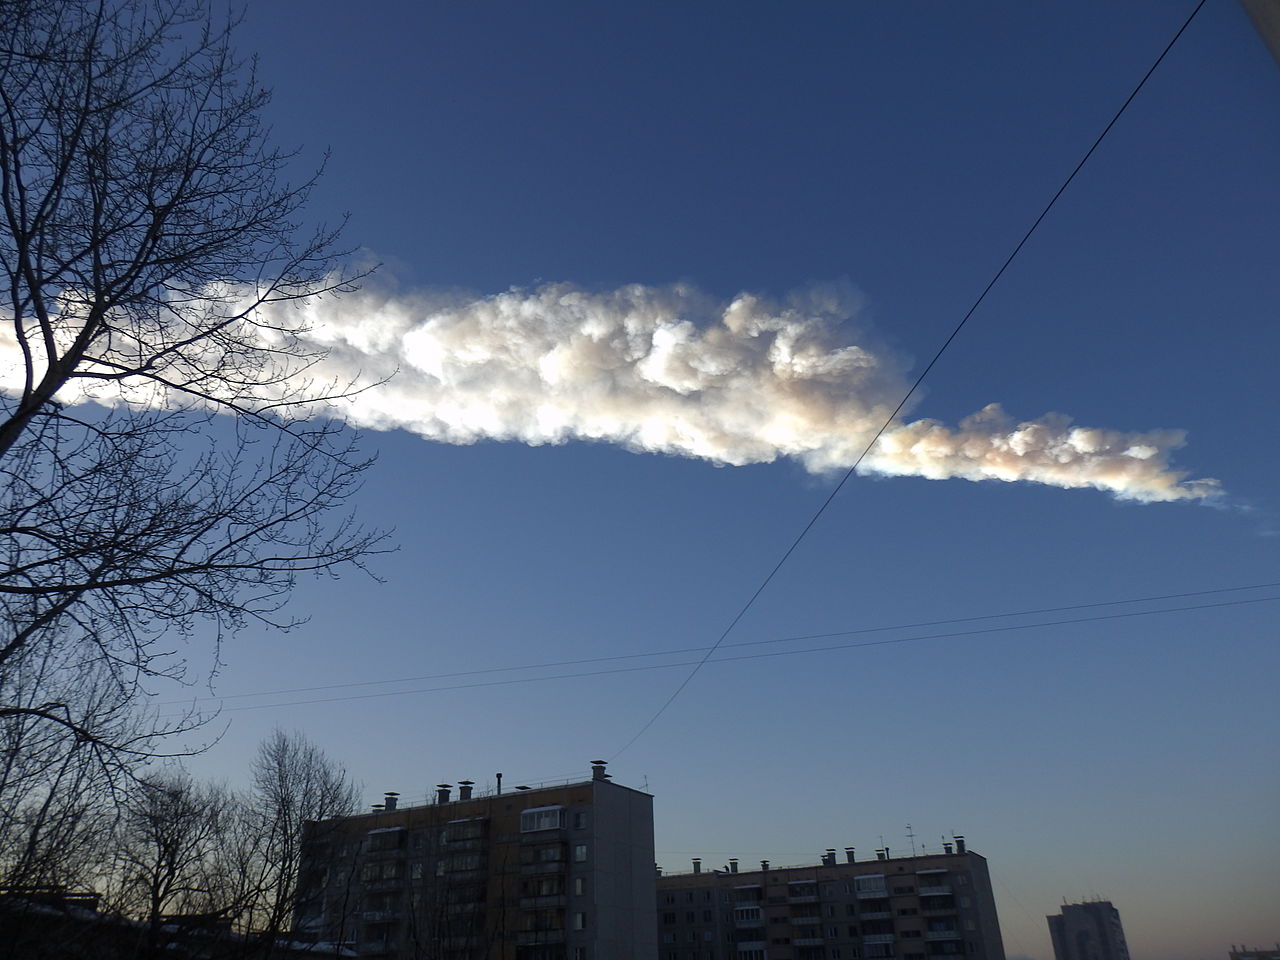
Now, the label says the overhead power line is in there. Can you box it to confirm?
[165,591,1278,717]
[166,579,1280,707]
[608,0,1211,760]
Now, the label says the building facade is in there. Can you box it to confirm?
[294,762,655,960]
[655,839,1006,960]
[1046,901,1130,960]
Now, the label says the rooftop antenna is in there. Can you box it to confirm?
[906,824,917,857]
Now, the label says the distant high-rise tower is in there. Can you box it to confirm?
[1047,900,1131,960]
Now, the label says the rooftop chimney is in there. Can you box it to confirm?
[515,785,531,791]
[943,842,953,855]
[760,860,769,872]
[692,858,702,874]
[591,760,608,781]
[728,858,739,874]
[371,803,384,812]
[954,835,966,855]
[823,848,836,866]
[458,780,474,801]
[383,791,399,811]
[845,846,856,863]
[876,848,888,861]
[435,783,452,804]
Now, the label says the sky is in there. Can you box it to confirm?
[145,2,1280,958]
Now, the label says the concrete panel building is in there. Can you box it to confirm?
[293,761,655,960]
[655,838,1006,960]
[1046,900,1130,960]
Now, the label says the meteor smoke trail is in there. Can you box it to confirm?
[3,280,1219,503]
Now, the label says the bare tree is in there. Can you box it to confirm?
[107,771,240,956]
[0,0,385,760]
[244,729,359,953]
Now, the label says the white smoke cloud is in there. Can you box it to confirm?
[1,280,1219,503]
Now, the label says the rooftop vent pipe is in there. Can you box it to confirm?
[435,784,452,804]
[760,860,769,872]
[458,780,474,801]
[876,848,888,861]
[692,858,702,874]
[954,835,966,854]
[728,858,739,874]
[383,792,399,811]
[591,760,609,781]
[845,847,856,863]
[943,842,954,855]
[823,848,836,866]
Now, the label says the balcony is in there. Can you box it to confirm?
[360,910,399,922]
[519,895,567,908]
[856,888,889,900]
[860,911,891,920]
[517,930,566,945]
[793,938,825,946]
[925,929,961,940]
[790,915,822,925]
[863,933,895,944]
[918,885,952,896]
[520,862,566,875]
[789,894,819,903]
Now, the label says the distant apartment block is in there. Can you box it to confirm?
[1046,900,1130,960]
[1229,946,1280,960]
[293,761,655,960]
[656,837,1006,960]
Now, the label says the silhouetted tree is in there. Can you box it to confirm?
[243,729,359,954]
[0,0,384,765]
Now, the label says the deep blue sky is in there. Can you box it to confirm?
[172,3,1278,958]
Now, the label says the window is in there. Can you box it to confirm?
[687,912,696,923]
[572,911,587,931]
[663,932,676,943]
[897,907,918,916]
[663,913,677,924]
[854,875,887,897]
[574,877,585,896]
[573,843,588,862]
[572,949,586,960]
[521,806,564,833]
[574,811,588,830]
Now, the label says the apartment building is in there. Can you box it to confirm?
[655,838,1006,960]
[1046,901,1130,960]
[293,761,655,960]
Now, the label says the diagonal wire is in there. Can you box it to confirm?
[609,0,1210,760]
